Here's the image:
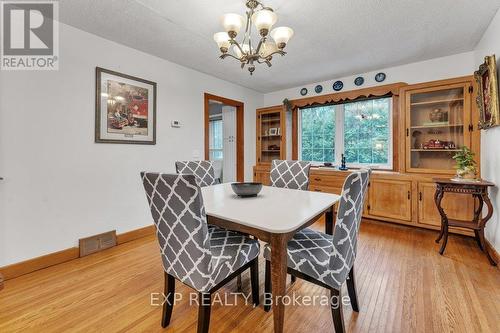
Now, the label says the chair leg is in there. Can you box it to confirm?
[346,266,359,312]
[161,272,175,328]
[236,274,242,292]
[250,258,260,307]
[264,259,271,312]
[330,288,345,333]
[197,293,211,333]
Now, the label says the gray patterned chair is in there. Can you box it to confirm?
[269,160,311,190]
[263,169,370,333]
[141,172,260,333]
[175,160,219,187]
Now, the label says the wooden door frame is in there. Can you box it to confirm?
[204,93,244,182]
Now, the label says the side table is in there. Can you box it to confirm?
[433,178,496,266]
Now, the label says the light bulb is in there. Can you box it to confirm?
[251,9,277,36]
[270,27,294,49]
[221,13,245,38]
[213,32,231,53]
[259,40,278,58]
[233,44,251,59]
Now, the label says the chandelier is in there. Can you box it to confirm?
[213,0,294,75]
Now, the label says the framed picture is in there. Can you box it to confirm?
[474,55,500,129]
[269,128,278,136]
[95,67,156,144]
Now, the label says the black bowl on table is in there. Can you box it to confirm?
[231,182,263,197]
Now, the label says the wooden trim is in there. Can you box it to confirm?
[116,225,155,244]
[485,239,500,265]
[0,225,157,281]
[204,93,244,181]
[289,82,407,109]
[289,83,405,169]
[0,247,80,280]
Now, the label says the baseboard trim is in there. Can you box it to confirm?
[116,225,155,244]
[485,239,500,266]
[0,247,80,280]
[0,224,156,281]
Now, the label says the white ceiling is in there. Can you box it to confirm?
[59,0,500,93]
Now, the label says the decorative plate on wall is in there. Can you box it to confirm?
[315,85,323,93]
[354,76,364,86]
[375,72,386,82]
[333,80,343,91]
[300,87,308,96]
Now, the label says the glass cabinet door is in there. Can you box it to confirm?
[407,84,470,173]
[258,111,282,163]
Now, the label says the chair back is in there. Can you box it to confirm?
[141,172,213,292]
[329,169,370,286]
[175,160,218,187]
[269,160,311,190]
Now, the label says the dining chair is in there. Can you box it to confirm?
[269,159,311,284]
[141,172,260,333]
[269,160,312,190]
[175,160,219,187]
[263,169,370,333]
[175,160,246,291]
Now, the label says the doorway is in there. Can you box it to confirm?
[204,93,244,182]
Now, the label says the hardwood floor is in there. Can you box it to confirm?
[1,220,499,332]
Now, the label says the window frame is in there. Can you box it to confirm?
[298,97,394,170]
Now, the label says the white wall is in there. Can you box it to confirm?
[0,23,263,266]
[474,8,500,253]
[264,52,475,105]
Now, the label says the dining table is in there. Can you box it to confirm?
[201,183,341,333]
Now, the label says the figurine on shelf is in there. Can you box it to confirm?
[338,154,348,170]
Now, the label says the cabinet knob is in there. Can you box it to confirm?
[314,178,321,181]
[419,192,423,201]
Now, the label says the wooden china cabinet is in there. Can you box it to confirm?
[255,105,286,165]
[253,77,481,236]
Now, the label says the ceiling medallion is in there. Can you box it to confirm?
[213,0,294,75]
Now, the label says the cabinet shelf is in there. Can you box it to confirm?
[261,135,282,138]
[410,124,464,129]
[261,118,281,123]
[262,150,281,153]
[411,149,460,152]
[410,98,464,106]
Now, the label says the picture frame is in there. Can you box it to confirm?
[474,55,500,129]
[269,128,278,136]
[95,67,157,144]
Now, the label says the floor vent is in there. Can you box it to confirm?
[79,230,117,257]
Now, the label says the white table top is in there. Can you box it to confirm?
[201,183,340,233]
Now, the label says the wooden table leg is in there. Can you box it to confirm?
[270,233,288,333]
[480,194,497,266]
[434,187,446,244]
[325,206,334,235]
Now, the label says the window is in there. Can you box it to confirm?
[299,97,392,169]
[209,119,223,160]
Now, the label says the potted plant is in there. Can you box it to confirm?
[452,147,478,180]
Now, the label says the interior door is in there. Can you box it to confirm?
[222,106,236,182]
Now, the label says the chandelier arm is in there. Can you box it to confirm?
[231,39,246,57]
[255,36,265,55]
[266,50,287,57]
[220,53,243,62]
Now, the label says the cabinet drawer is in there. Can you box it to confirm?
[309,174,347,188]
[309,185,343,195]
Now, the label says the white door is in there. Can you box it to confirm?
[222,106,237,183]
